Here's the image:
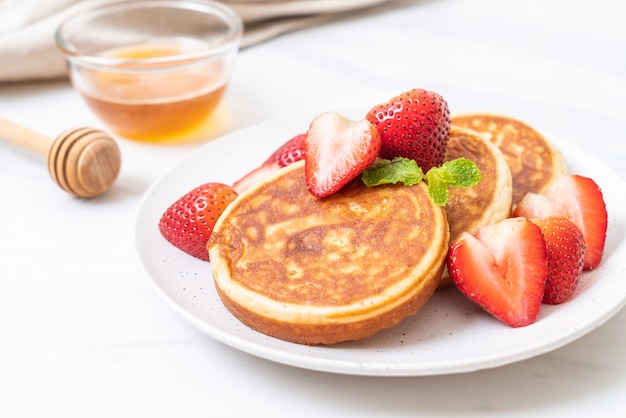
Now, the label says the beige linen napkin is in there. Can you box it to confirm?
[0,0,392,83]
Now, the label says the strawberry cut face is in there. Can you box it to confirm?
[232,133,306,195]
[447,217,548,327]
[232,163,280,195]
[513,174,608,270]
[304,112,381,198]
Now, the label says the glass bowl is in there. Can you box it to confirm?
[55,0,243,142]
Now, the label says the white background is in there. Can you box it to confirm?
[1,0,626,416]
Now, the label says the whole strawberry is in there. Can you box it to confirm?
[159,183,238,261]
[535,216,586,304]
[366,88,451,172]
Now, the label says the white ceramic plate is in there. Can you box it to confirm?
[135,114,626,376]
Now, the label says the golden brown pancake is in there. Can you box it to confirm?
[207,160,449,345]
[438,127,513,286]
[443,127,513,242]
[451,114,567,206]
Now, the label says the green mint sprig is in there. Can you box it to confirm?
[361,157,481,206]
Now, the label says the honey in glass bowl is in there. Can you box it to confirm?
[55,0,243,143]
[76,41,228,142]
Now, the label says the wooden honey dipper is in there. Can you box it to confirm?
[0,117,121,198]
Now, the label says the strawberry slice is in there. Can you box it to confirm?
[535,216,586,304]
[447,217,548,327]
[159,183,238,261]
[232,163,279,194]
[366,88,450,172]
[304,112,381,198]
[513,174,607,270]
[232,133,306,194]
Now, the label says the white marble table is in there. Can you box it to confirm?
[2,0,626,416]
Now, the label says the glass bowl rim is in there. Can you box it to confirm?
[55,0,243,70]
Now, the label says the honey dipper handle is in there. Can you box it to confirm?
[0,117,52,156]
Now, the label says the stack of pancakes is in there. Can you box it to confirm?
[207,113,567,345]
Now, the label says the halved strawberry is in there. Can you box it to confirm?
[366,88,450,172]
[447,217,548,327]
[305,112,380,198]
[535,216,586,305]
[232,133,306,194]
[513,174,607,270]
[159,183,238,261]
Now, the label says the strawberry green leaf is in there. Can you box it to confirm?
[361,157,424,187]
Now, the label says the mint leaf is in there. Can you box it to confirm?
[361,157,424,187]
[426,175,450,206]
[425,158,481,205]
[434,158,482,188]
[361,156,481,206]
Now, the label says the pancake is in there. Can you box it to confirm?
[438,127,513,286]
[207,160,449,345]
[451,114,567,206]
[443,127,513,242]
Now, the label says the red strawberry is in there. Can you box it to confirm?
[447,217,548,327]
[304,112,381,198]
[159,183,238,261]
[534,216,586,305]
[513,174,607,270]
[232,133,306,194]
[264,133,306,166]
[366,88,450,172]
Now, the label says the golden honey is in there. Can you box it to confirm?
[76,43,228,142]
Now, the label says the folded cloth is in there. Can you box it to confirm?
[0,0,392,83]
